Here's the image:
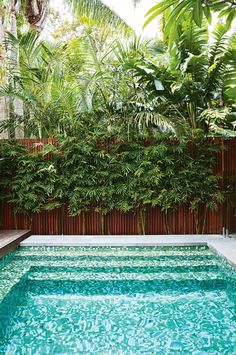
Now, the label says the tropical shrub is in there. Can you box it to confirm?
[0,134,223,234]
[9,144,60,228]
[0,141,19,226]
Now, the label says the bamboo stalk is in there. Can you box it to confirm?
[140,208,146,235]
[29,215,33,231]
[100,213,105,235]
[194,209,200,234]
[82,211,86,235]
[60,203,65,235]
[164,210,170,235]
[202,205,207,234]
[107,213,111,235]
[13,211,18,229]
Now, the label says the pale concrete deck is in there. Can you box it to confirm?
[0,230,31,258]
[21,234,236,268]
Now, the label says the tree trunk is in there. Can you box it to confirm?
[0,4,9,138]
[25,0,48,32]
[10,0,24,138]
[1,0,24,138]
[0,98,8,138]
[0,0,48,139]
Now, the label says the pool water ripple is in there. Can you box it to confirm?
[0,246,236,354]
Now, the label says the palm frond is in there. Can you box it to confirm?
[209,24,229,66]
[66,0,131,31]
[170,21,208,68]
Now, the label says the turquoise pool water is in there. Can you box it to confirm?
[0,246,236,354]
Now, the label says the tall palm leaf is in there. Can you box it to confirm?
[144,0,236,33]
[66,0,130,30]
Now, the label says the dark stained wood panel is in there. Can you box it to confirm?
[0,230,31,258]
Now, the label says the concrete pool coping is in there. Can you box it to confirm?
[21,234,236,268]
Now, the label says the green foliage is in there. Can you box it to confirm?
[0,142,18,211]
[145,0,236,34]
[187,131,224,233]
[0,135,223,234]
[9,144,60,218]
[126,21,236,137]
[1,0,236,141]
[0,0,233,235]
[1,15,236,140]
[66,0,131,32]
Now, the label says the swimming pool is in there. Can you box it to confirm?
[0,246,235,354]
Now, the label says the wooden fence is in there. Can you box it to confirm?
[1,138,236,235]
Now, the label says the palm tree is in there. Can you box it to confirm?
[144,0,236,32]
[0,21,140,138]
[125,21,236,136]
[67,0,130,29]
[0,0,131,138]
[0,0,47,138]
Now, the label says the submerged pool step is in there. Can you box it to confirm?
[6,258,220,270]
[17,247,213,258]
[0,246,230,307]
[18,278,228,296]
[28,264,220,275]
[28,270,223,282]
[0,267,30,303]
[12,254,217,264]
[33,290,229,302]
